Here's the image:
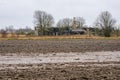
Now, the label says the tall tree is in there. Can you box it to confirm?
[57,18,72,34]
[75,17,86,29]
[57,18,72,28]
[34,10,54,35]
[95,11,116,37]
[6,25,15,37]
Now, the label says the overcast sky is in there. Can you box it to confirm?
[0,0,120,29]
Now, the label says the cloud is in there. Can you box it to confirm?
[0,0,120,29]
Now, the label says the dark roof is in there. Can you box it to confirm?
[71,29,86,32]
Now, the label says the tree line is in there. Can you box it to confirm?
[0,10,120,37]
[34,10,120,37]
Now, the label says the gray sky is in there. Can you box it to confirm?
[0,0,120,29]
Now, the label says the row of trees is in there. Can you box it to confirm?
[34,10,119,37]
[0,26,34,38]
[0,10,119,37]
[57,17,86,29]
[34,10,86,36]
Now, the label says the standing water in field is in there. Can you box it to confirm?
[0,51,120,65]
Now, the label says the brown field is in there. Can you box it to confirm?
[0,39,120,80]
[0,39,120,55]
[0,63,120,80]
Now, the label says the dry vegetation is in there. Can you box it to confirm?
[0,35,120,40]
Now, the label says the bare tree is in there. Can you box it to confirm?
[57,18,72,28]
[95,11,116,37]
[57,18,72,34]
[6,25,15,37]
[34,10,54,35]
[75,17,86,29]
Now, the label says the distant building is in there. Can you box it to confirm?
[70,17,87,35]
[34,17,87,36]
[70,29,86,35]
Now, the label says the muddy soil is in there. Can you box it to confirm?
[0,52,119,80]
[0,39,120,55]
[0,52,120,64]
[0,39,120,80]
[0,63,120,80]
